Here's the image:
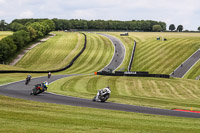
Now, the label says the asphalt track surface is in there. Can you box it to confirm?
[1,34,200,118]
[98,33,125,71]
[171,49,200,78]
[1,75,200,118]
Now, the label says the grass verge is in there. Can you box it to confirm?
[48,75,200,110]
[184,59,200,79]
[0,73,47,85]
[1,95,200,133]
[0,31,13,40]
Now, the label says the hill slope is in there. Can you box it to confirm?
[107,32,200,77]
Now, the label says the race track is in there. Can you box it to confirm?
[171,49,200,78]
[98,33,125,71]
[1,75,200,118]
[1,34,200,118]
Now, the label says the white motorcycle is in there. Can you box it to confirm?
[93,87,111,102]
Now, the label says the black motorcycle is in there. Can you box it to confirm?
[48,73,51,78]
[25,77,31,85]
[30,84,44,95]
[93,92,110,102]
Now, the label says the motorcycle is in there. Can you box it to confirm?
[92,91,110,102]
[25,77,31,85]
[48,72,51,78]
[30,84,44,95]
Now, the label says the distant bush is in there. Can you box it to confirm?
[152,25,163,32]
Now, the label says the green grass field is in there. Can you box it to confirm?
[1,31,200,132]
[0,73,47,85]
[0,31,13,40]
[57,32,114,74]
[15,32,84,71]
[184,59,200,79]
[1,95,200,133]
[1,32,114,74]
[48,75,200,110]
[106,32,200,77]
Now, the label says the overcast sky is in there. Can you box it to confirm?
[0,0,200,30]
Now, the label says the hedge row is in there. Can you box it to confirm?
[0,19,55,63]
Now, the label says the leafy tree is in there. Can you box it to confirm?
[177,25,183,32]
[158,22,166,31]
[0,41,10,62]
[169,24,176,31]
[26,26,37,40]
[198,26,200,31]
[152,25,163,32]
[0,20,8,31]
[43,20,55,32]
[1,36,17,56]
[12,30,30,50]
[9,22,25,32]
[29,22,44,37]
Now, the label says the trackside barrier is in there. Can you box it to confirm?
[128,41,137,72]
[97,71,170,78]
[0,33,87,73]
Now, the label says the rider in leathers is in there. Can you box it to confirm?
[96,86,111,101]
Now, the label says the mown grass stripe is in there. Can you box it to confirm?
[132,38,200,74]
[62,33,113,74]
[15,32,80,71]
[164,82,185,99]
[179,84,199,100]
[61,33,83,67]
[78,34,104,73]
[69,34,98,73]
[64,33,96,73]
[148,39,191,73]
[105,32,200,78]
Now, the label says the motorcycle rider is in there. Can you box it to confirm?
[31,81,48,95]
[42,81,49,91]
[36,81,48,91]
[26,74,31,81]
[95,86,111,101]
[25,74,31,85]
[48,72,51,78]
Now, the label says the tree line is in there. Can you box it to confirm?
[2,19,200,32]
[169,24,200,32]
[169,24,184,32]
[9,18,166,32]
[53,19,167,31]
[0,19,55,63]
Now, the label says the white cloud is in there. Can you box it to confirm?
[73,9,96,19]
[19,10,34,18]
[0,0,200,30]
[0,0,5,4]
[0,11,5,16]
